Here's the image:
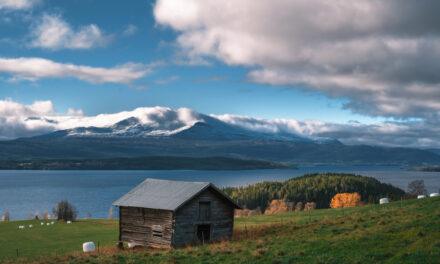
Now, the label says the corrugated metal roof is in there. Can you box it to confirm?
[113,178,240,211]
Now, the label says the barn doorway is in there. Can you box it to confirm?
[197,224,211,243]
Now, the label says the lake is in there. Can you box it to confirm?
[0,166,439,220]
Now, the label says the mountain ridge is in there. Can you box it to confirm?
[0,111,438,165]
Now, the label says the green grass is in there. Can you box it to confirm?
[0,219,118,260]
[2,197,440,263]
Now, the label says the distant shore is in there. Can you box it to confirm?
[410,166,440,172]
[0,156,294,170]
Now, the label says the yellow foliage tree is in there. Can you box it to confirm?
[330,192,362,208]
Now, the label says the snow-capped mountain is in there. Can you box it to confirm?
[38,110,337,144]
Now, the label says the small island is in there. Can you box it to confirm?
[410,166,440,172]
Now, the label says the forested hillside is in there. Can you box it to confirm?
[223,173,405,211]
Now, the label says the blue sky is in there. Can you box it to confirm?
[0,0,388,123]
[1,0,440,148]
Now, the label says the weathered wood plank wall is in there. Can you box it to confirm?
[119,206,174,248]
[173,187,234,247]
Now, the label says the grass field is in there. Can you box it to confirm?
[0,219,118,260]
[1,197,440,263]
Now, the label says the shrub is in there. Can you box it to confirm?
[407,180,427,196]
[305,202,317,211]
[330,193,362,208]
[2,209,10,221]
[43,210,50,219]
[53,200,78,221]
[295,201,303,211]
[264,200,294,215]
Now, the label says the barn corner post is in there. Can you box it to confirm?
[171,212,176,248]
[117,207,123,249]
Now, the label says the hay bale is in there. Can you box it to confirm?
[82,242,95,252]
[430,193,439,197]
[128,242,136,248]
[29,224,33,228]
[67,220,72,224]
[417,195,426,199]
[379,198,389,204]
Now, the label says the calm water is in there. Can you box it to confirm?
[0,166,439,220]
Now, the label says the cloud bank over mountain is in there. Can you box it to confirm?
[154,0,440,120]
[1,99,439,148]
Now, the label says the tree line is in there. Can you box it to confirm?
[223,173,405,211]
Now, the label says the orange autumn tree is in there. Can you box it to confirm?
[330,192,362,208]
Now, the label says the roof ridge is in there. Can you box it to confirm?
[146,178,210,184]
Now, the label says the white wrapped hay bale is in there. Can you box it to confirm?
[41,222,44,226]
[82,242,95,252]
[47,223,51,226]
[430,193,439,197]
[67,220,72,224]
[18,225,25,229]
[51,221,55,224]
[29,224,33,228]
[379,198,389,204]
[417,195,426,199]
[128,242,136,248]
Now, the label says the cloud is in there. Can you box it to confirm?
[0,0,38,10]
[153,75,179,84]
[122,24,138,36]
[0,99,76,140]
[213,114,440,149]
[2,99,440,148]
[0,99,55,117]
[0,99,202,139]
[194,76,228,83]
[30,14,112,50]
[154,0,440,120]
[0,57,151,84]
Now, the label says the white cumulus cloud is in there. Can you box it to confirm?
[0,57,151,84]
[154,0,440,120]
[0,0,38,10]
[30,14,111,50]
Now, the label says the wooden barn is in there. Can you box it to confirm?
[112,178,241,248]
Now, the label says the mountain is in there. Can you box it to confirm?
[37,113,326,143]
[0,112,438,165]
[426,149,440,156]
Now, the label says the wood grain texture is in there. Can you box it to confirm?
[118,186,235,248]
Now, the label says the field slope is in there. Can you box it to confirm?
[1,197,439,263]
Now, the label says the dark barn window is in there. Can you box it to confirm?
[198,201,211,221]
[197,224,211,242]
[152,225,163,238]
